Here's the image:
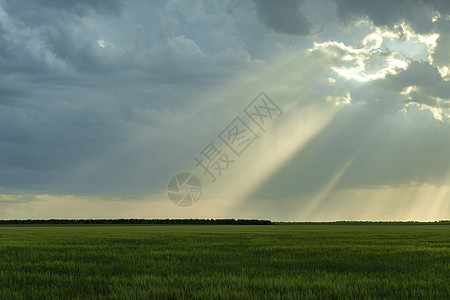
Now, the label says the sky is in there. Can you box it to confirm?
[0,0,449,221]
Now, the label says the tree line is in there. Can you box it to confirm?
[0,218,273,225]
[1,219,447,225]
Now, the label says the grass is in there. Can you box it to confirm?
[0,224,449,299]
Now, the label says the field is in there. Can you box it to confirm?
[0,224,449,299]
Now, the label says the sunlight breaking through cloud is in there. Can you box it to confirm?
[1,0,450,221]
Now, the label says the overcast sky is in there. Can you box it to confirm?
[1,0,449,221]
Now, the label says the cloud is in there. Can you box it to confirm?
[333,0,450,33]
[378,60,442,89]
[252,0,312,35]
[432,33,450,78]
[3,0,124,17]
[306,19,450,121]
[374,60,450,120]
[308,39,408,82]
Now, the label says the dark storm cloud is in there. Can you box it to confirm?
[375,60,450,110]
[3,0,123,17]
[333,0,450,33]
[433,33,450,67]
[252,0,312,35]
[0,86,28,107]
[377,61,443,90]
[0,0,262,195]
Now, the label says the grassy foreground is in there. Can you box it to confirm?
[0,225,448,299]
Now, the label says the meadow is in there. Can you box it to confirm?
[0,224,448,299]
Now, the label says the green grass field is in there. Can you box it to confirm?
[0,225,449,299]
